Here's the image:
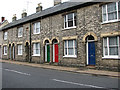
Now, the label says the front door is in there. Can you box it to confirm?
[25,44,29,62]
[88,42,95,65]
[47,45,50,62]
[53,44,58,63]
[45,44,50,63]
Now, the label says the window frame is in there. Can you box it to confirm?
[33,43,40,56]
[102,2,120,23]
[18,27,23,37]
[4,32,7,40]
[3,46,7,55]
[63,40,77,58]
[18,44,23,55]
[64,13,77,29]
[33,22,40,34]
[103,36,120,59]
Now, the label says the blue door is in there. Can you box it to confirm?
[88,42,95,65]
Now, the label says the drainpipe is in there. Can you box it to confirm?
[29,22,32,63]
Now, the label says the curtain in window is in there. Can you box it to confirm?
[68,13,73,27]
[18,45,22,55]
[102,5,107,22]
[103,38,108,55]
[109,37,118,55]
[118,1,120,19]
[33,43,40,55]
[107,3,117,20]
[68,40,73,55]
[64,41,67,55]
[64,40,77,56]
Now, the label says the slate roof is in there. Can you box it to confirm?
[0,1,98,31]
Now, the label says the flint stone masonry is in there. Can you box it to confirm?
[1,3,119,71]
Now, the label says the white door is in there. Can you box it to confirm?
[45,44,47,62]
[0,46,1,59]
[13,46,15,59]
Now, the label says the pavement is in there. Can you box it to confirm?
[0,59,119,78]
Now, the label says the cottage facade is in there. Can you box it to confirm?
[0,17,9,59]
[1,1,120,71]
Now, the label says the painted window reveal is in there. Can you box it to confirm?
[102,1,120,23]
[18,45,22,55]
[64,13,76,29]
[33,22,40,34]
[4,31,7,40]
[18,27,23,37]
[64,40,77,57]
[103,36,119,58]
[4,46,7,55]
[33,43,40,56]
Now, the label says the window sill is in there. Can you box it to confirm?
[32,55,40,57]
[63,55,77,58]
[18,36,23,38]
[63,26,77,30]
[102,57,120,59]
[101,19,120,25]
[33,33,40,35]
[18,54,22,56]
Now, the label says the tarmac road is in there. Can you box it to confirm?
[2,62,119,89]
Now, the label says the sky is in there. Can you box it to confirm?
[0,0,69,23]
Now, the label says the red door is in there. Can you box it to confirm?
[54,44,58,62]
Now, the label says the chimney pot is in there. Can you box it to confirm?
[22,9,27,18]
[36,3,42,13]
[54,0,61,6]
[1,17,5,22]
[12,14,17,22]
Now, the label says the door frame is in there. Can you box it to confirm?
[86,40,95,65]
[0,46,1,59]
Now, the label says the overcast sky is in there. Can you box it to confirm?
[0,0,69,22]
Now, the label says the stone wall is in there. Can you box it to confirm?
[1,3,119,71]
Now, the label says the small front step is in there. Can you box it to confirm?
[86,66,96,69]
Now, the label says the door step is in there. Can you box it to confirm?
[86,66,96,69]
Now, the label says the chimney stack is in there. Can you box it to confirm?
[22,9,27,18]
[54,0,61,6]
[1,17,5,22]
[36,3,42,13]
[12,14,17,22]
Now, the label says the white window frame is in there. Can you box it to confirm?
[64,13,76,29]
[4,32,7,40]
[102,1,120,23]
[63,40,77,58]
[18,45,22,55]
[18,27,23,37]
[103,36,120,59]
[4,46,7,55]
[33,22,40,34]
[33,43,40,56]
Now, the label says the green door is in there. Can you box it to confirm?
[47,45,50,62]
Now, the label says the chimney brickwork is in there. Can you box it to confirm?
[36,3,42,13]
[54,0,61,6]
